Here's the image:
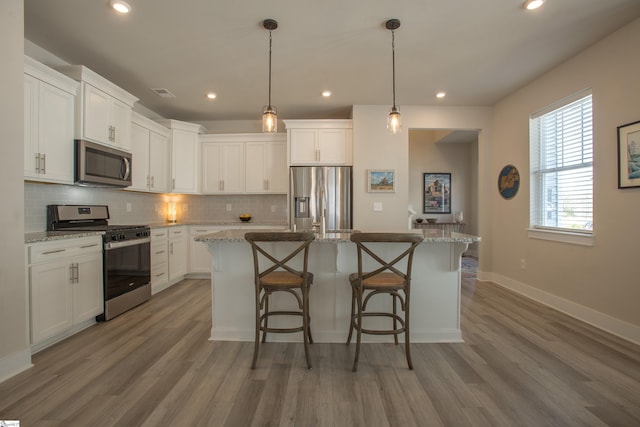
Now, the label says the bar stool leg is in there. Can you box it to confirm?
[392,294,399,345]
[302,286,312,369]
[352,288,363,372]
[346,285,356,345]
[251,287,261,369]
[261,292,269,343]
[404,289,413,370]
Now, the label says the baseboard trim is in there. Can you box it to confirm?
[0,348,32,384]
[478,272,640,345]
[209,328,462,343]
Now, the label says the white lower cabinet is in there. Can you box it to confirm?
[151,226,188,294]
[169,226,188,281]
[150,228,169,294]
[27,236,103,350]
[188,225,288,275]
[189,226,233,274]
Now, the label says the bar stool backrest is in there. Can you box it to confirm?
[349,232,423,283]
[245,232,315,282]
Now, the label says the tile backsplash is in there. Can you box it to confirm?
[25,182,288,232]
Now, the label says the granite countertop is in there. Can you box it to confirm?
[148,221,288,229]
[25,221,289,243]
[195,228,480,244]
[25,230,105,244]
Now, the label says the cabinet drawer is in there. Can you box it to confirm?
[28,236,102,264]
[151,228,168,241]
[151,241,168,267]
[169,227,186,239]
[151,263,168,284]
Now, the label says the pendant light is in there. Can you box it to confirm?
[262,19,278,133]
[386,19,401,134]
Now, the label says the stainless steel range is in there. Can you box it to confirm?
[47,204,151,321]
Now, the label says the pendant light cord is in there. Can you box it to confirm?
[391,29,397,109]
[268,29,273,109]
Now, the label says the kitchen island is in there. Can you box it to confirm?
[195,229,480,343]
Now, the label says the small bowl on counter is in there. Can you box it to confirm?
[426,218,437,224]
[239,214,252,222]
[415,218,424,223]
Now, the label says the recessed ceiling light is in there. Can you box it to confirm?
[206,92,217,100]
[110,0,131,14]
[322,90,332,97]
[523,0,544,10]
[436,91,446,99]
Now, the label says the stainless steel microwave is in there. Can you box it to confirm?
[75,139,132,188]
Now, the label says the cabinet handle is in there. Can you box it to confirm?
[35,153,41,174]
[42,248,66,255]
[80,244,99,249]
[151,176,155,188]
[146,176,150,187]
[69,263,79,284]
[264,179,268,190]
[219,180,224,191]
[169,242,174,255]
[41,153,46,174]
[155,272,166,278]
[172,178,176,190]
[155,250,166,255]
[173,230,182,235]
[113,126,116,142]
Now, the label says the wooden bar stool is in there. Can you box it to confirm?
[347,232,423,371]
[245,232,315,369]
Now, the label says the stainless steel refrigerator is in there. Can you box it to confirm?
[290,166,352,232]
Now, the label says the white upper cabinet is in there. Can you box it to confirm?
[56,65,138,150]
[24,56,78,184]
[201,140,245,194]
[200,133,286,194]
[129,112,170,193]
[245,137,287,193]
[156,119,207,194]
[284,120,353,165]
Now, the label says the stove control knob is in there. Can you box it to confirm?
[120,234,126,241]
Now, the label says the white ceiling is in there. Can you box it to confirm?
[24,0,640,123]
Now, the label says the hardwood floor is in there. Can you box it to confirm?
[1,265,639,426]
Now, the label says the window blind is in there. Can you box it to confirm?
[530,93,593,232]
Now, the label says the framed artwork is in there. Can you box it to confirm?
[423,173,451,214]
[498,164,520,199]
[367,169,396,192]
[617,120,640,189]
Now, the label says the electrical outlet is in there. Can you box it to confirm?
[183,203,188,212]
[226,203,232,211]
[126,202,132,212]
[373,202,383,212]
[520,258,526,269]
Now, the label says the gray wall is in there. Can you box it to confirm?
[487,18,640,337]
[0,0,30,381]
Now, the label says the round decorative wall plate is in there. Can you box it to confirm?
[498,165,520,199]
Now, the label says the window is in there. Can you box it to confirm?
[530,91,593,242]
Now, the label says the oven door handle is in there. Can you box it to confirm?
[104,237,151,251]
